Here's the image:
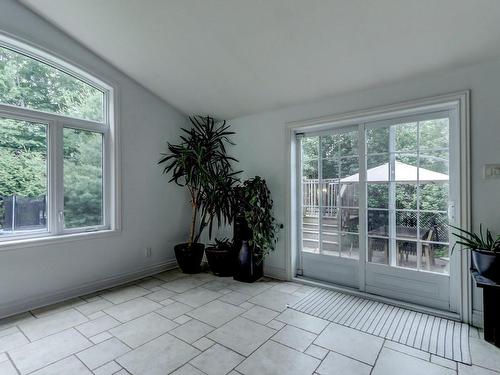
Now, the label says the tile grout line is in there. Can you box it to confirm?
[5,352,21,375]
[369,338,386,375]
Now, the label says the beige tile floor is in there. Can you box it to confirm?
[0,269,499,375]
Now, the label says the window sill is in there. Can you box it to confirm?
[0,229,121,252]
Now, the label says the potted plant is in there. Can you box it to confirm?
[451,224,500,281]
[203,166,240,276]
[233,176,282,282]
[205,238,234,276]
[159,116,238,273]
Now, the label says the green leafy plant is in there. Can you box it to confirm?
[208,238,233,250]
[158,116,240,246]
[451,224,500,253]
[238,176,282,262]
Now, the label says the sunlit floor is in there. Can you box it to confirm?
[0,269,497,374]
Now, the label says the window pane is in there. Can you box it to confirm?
[341,233,359,259]
[322,181,338,210]
[368,210,389,236]
[340,183,358,207]
[321,206,339,256]
[396,240,417,269]
[367,154,389,180]
[0,117,47,235]
[368,237,388,264]
[420,183,448,211]
[322,159,338,179]
[419,212,449,243]
[363,114,451,275]
[395,122,417,152]
[340,156,358,178]
[302,137,319,159]
[419,118,449,150]
[303,160,318,179]
[421,243,449,273]
[321,135,337,159]
[302,179,319,216]
[338,131,358,157]
[367,184,388,209]
[302,213,319,254]
[396,211,417,239]
[341,208,359,233]
[0,46,104,122]
[64,128,103,228]
[419,151,449,176]
[366,127,389,154]
[396,183,417,210]
[395,153,418,180]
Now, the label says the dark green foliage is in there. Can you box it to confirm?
[208,238,233,250]
[159,116,240,245]
[451,224,500,254]
[238,176,282,262]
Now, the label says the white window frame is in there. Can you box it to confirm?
[0,32,121,250]
[286,91,470,322]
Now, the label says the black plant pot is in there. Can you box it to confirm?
[206,247,233,276]
[233,240,263,283]
[472,249,500,282]
[232,209,264,283]
[174,243,205,274]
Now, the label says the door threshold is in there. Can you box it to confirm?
[292,275,461,322]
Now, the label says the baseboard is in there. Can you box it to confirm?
[264,265,288,281]
[0,259,178,319]
[472,309,484,328]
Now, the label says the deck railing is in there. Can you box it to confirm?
[302,179,340,217]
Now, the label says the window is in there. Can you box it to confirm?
[365,115,451,273]
[0,36,116,243]
[298,111,454,275]
[0,45,104,121]
[301,129,360,259]
[293,93,468,312]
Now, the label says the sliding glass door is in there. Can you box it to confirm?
[296,109,459,311]
[299,127,360,288]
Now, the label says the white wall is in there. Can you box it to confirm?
[0,0,191,318]
[229,56,500,324]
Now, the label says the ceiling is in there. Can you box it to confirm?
[20,0,500,119]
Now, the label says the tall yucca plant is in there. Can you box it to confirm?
[159,116,239,246]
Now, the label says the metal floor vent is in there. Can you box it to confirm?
[289,287,471,364]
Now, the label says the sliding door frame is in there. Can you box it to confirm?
[285,91,470,322]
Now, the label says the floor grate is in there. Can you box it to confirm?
[289,287,471,364]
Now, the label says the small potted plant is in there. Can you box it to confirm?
[205,238,234,276]
[233,176,282,282]
[159,116,238,273]
[452,224,500,281]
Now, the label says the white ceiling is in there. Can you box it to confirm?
[20,0,500,119]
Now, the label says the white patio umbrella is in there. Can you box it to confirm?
[340,160,448,183]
